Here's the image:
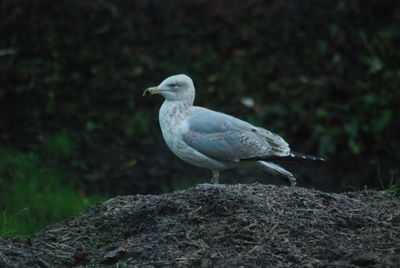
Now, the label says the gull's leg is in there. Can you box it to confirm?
[210,170,220,184]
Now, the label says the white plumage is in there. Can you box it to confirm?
[143,74,323,185]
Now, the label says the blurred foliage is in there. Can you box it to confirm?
[39,130,78,159]
[0,150,107,237]
[0,0,399,193]
[386,184,400,198]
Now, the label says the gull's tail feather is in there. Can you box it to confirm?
[257,161,297,186]
[247,152,325,162]
[287,152,325,161]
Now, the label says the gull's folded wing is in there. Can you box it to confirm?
[182,107,290,162]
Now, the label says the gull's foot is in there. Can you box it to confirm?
[210,177,219,184]
[197,183,225,189]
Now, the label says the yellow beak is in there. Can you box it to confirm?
[142,86,161,96]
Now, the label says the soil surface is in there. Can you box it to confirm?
[1,183,399,267]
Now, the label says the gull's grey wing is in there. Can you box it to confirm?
[182,108,290,162]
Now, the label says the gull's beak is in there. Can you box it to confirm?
[143,86,161,96]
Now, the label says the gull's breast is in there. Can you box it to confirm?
[159,103,225,171]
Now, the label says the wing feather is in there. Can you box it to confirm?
[181,108,290,162]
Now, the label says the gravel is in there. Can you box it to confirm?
[1,183,399,267]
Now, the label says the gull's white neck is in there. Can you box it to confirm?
[159,100,192,152]
[159,99,191,132]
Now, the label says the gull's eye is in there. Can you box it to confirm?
[169,83,178,88]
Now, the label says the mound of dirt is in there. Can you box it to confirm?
[1,184,399,267]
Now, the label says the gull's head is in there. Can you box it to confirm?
[143,74,195,102]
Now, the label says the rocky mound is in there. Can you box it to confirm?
[1,184,399,267]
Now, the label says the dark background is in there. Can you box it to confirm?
[1,0,399,195]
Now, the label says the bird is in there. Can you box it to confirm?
[143,74,324,186]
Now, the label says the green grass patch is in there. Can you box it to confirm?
[0,151,107,237]
[386,184,400,198]
[39,131,77,158]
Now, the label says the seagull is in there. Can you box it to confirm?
[143,74,324,186]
